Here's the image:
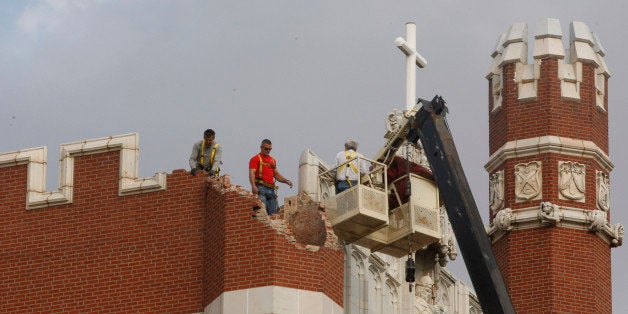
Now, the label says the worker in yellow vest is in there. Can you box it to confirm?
[335,140,369,194]
[189,129,222,176]
[249,139,292,215]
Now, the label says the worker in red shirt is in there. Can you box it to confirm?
[249,139,293,215]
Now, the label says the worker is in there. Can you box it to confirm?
[335,140,369,194]
[189,129,222,176]
[249,139,293,215]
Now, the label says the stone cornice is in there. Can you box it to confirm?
[0,133,167,209]
[487,205,623,247]
[485,136,613,173]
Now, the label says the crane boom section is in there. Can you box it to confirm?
[411,96,515,314]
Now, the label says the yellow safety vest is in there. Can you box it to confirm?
[337,151,359,187]
[199,141,219,172]
[255,154,277,188]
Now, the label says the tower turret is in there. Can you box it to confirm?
[486,18,622,313]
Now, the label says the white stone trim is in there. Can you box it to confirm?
[515,61,539,101]
[500,22,528,66]
[204,286,343,314]
[0,133,166,209]
[487,205,623,247]
[485,135,613,173]
[558,61,582,101]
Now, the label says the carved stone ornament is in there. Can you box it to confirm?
[396,141,430,168]
[494,208,514,231]
[611,223,624,247]
[386,109,404,135]
[559,161,586,201]
[489,170,505,213]
[538,201,561,224]
[515,161,542,202]
[415,274,433,303]
[438,206,458,265]
[596,171,610,211]
[587,210,607,232]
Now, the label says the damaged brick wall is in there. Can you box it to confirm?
[206,181,344,307]
[1,148,344,312]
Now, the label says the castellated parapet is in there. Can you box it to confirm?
[487,18,610,110]
[0,133,166,209]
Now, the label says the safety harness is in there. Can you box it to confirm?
[337,151,358,188]
[199,140,220,174]
[255,154,277,189]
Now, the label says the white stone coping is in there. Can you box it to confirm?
[0,133,166,209]
[487,205,622,247]
[534,18,562,39]
[485,135,613,173]
[204,286,343,314]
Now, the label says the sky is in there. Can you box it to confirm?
[1,0,627,311]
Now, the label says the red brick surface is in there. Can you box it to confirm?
[493,228,611,313]
[0,152,208,313]
[1,150,343,313]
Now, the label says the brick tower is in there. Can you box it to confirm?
[485,19,623,313]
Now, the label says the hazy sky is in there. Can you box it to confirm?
[1,0,626,311]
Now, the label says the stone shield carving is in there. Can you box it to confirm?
[515,161,542,202]
[558,161,586,201]
[596,171,610,211]
[489,170,505,213]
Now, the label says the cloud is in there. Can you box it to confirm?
[16,0,89,35]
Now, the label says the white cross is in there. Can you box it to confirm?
[395,22,427,111]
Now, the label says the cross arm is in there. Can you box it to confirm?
[395,37,428,68]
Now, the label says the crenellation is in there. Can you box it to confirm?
[489,18,609,103]
[0,133,166,209]
[533,18,564,59]
[592,32,610,111]
[487,33,506,112]
[591,32,605,57]
[570,21,594,45]
[514,61,539,101]
[500,22,528,66]
[558,61,582,101]
[487,32,506,77]
[534,18,562,39]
